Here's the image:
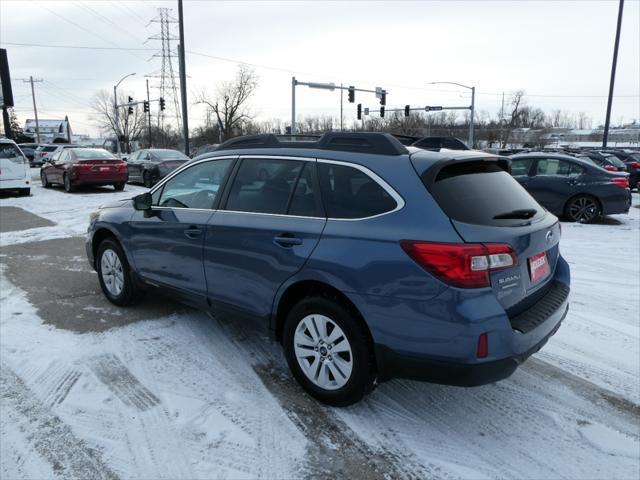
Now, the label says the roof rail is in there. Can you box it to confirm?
[215,132,409,156]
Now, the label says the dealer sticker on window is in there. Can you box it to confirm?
[528,251,550,284]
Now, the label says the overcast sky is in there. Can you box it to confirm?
[1,0,639,137]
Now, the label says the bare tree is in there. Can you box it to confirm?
[501,90,525,148]
[91,89,145,152]
[195,65,258,142]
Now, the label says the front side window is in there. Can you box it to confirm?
[157,159,233,209]
[225,158,305,215]
[536,159,581,176]
[510,158,532,176]
[318,162,397,219]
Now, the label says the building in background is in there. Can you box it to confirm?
[23,116,72,143]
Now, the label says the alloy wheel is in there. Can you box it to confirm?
[569,197,598,223]
[100,249,124,296]
[294,314,353,390]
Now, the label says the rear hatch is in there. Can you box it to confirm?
[0,143,28,180]
[412,155,562,316]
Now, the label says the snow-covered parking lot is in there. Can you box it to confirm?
[1,182,639,479]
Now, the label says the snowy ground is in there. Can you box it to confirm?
[1,181,639,479]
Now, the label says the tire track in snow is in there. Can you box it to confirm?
[0,366,119,480]
[34,360,82,408]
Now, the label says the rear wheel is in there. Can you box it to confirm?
[282,296,375,406]
[143,171,153,188]
[114,183,125,191]
[63,173,75,193]
[40,170,51,188]
[96,239,139,306]
[564,195,601,223]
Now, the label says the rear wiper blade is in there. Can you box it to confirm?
[493,209,537,220]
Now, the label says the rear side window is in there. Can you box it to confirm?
[318,163,397,219]
[510,158,532,176]
[0,144,21,159]
[226,158,305,215]
[429,162,545,226]
[536,159,583,176]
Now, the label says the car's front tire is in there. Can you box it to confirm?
[282,296,375,406]
[114,183,125,191]
[143,171,153,188]
[40,171,51,188]
[96,238,140,306]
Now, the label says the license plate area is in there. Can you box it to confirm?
[528,251,550,284]
[99,166,112,172]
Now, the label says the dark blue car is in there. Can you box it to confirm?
[86,133,570,406]
[510,153,631,223]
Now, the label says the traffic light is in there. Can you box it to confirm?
[380,106,385,118]
[128,96,133,103]
[159,97,165,111]
[348,86,355,103]
[404,105,410,117]
[143,100,149,113]
[380,90,386,106]
[127,106,133,115]
[356,103,362,120]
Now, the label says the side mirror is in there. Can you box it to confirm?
[133,192,152,211]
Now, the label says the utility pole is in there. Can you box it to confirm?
[23,76,43,143]
[469,86,476,148]
[603,0,624,148]
[291,76,297,135]
[340,82,343,131]
[146,79,152,147]
[177,0,189,156]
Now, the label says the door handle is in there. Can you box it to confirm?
[566,179,577,185]
[274,234,303,247]
[184,226,202,239]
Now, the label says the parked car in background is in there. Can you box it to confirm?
[0,138,31,196]
[577,151,627,173]
[510,153,630,223]
[87,132,570,406]
[41,147,127,193]
[412,136,469,151]
[602,150,640,190]
[33,144,59,164]
[18,143,40,166]
[126,148,190,187]
[190,144,219,158]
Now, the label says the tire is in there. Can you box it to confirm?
[564,195,601,223]
[282,296,375,406]
[114,183,125,191]
[63,173,75,193]
[143,171,153,188]
[96,238,140,306]
[40,171,51,188]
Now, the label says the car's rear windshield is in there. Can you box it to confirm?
[43,146,58,152]
[73,149,115,159]
[426,161,545,226]
[604,155,626,168]
[152,150,188,160]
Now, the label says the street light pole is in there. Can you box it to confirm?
[603,0,624,148]
[428,81,476,148]
[113,72,135,156]
[291,76,297,135]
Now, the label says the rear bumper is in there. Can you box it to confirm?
[375,302,567,386]
[71,172,128,185]
[0,177,30,190]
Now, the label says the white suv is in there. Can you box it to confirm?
[0,138,31,196]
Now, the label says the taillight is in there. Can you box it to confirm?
[630,161,640,169]
[611,177,629,189]
[40,152,47,157]
[604,165,616,171]
[116,162,127,171]
[72,163,93,170]
[477,333,489,358]
[400,241,517,289]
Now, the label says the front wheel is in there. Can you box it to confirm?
[282,296,375,406]
[41,171,51,188]
[114,183,125,191]
[96,239,140,306]
[143,171,153,188]
[564,195,601,223]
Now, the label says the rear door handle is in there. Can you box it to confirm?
[274,234,303,247]
[184,226,202,239]
[566,179,577,185]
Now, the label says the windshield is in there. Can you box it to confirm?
[73,149,116,159]
[151,150,188,161]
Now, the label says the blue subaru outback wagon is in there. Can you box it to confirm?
[87,133,570,406]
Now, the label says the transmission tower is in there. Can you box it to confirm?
[145,8,182,132]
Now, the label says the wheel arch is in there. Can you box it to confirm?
[91,226,134,270]
[563,192,602,218]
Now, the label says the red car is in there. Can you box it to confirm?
[40,148,128,193]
